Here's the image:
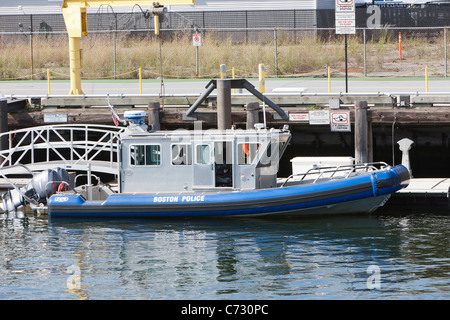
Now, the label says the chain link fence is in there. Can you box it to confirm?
[1,8,450,81]
[0,9,324,33]
[2,6,450,33]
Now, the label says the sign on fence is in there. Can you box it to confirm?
[193,33,202,46]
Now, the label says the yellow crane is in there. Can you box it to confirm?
[62,0,195,95]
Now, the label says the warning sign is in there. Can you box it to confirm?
[193,33,202,46]
[309,110,330,125]
[330,111,351,132]
[289,113,309,122]
[336,0,354,10]
[335,0,355,34]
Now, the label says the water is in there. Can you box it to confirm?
[1,208,450,300]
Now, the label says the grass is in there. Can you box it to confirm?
[0,30,447,81]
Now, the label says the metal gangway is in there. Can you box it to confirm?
[0,124,125,177]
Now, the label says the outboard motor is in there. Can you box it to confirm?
[0,167,70,213]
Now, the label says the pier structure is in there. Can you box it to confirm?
[5,92,450,128]
[0,123,124,189]
[2,86,450,209]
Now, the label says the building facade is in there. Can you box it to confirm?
[0,0,336,15]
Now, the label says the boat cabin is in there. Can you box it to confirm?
[118,123,291,193]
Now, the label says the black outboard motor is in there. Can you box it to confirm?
[0,168,70,213]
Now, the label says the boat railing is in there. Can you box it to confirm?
[281,162,389,187]
[74,173,101,189]
[44,180,71,200]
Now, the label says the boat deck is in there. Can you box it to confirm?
[0,178,29,190]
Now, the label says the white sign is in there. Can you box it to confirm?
[330,111,351,132]
[44,114,67,123]
[193,33,202,46]
[309,110,330,125]
[335,0,355,34]
[336,0,355,12]
[289,113,309,122]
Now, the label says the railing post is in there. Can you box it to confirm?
[328,66,331,93]
[445,28,447,78]
[47,69,51,95]
[139,67,143,94]
[0,97,8,159]
[259,64,265,93]
[274,29,279,77]
[363,28,367,77]
[220,64,226,79]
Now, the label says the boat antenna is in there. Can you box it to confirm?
[158,34,165,108]
[107,94,127,126]
[262,93,267,129]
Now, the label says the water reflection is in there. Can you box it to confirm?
[376,214,450,295]
[1,211,450,299]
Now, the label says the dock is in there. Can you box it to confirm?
[390,178,450,209]
[2,85,450,212]
[397,178,450,195]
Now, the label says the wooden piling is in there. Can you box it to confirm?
[0,97,8,153]
[216,79,232,130]
[354,101,372,164]
[246,102,260,129]
[147,102,161,131]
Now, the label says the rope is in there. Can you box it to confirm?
[330,67,427,79]
[0,66,438,81]
[0,70,46,81]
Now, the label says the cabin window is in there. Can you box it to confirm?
[238,143,261,165]
[130,144,161,166]
[214,141,233,165]
[172,144,192,165]
[259,141,287,166]
[214,142,233,187]
[196,145,210,164]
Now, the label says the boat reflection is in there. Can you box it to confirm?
[46,215,404,298]
[2,210,449,299]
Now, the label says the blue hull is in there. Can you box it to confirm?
[47,165,410,218]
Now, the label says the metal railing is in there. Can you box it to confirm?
[0,124,125,175]
[281,162,389,187]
